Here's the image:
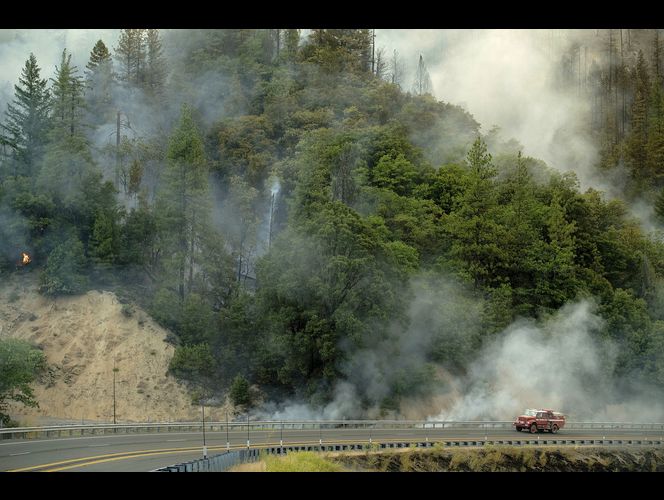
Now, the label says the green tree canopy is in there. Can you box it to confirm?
[0,338,46,426]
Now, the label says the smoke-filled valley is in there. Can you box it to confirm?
[2,29,664,426]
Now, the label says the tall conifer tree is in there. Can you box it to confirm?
[0,53,50,178]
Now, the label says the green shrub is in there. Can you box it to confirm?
[229,374,252,407]
[168,343,214,380]
[0,339,46,426]
[38,237,88,296]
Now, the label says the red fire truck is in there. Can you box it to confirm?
[513,408,566,433]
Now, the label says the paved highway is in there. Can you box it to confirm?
[2,427,663,472]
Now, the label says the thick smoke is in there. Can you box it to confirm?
[254,275,483,421]
[431,301,610,421]
[0,203,30,265]
[378,30,598,185]
[433,300,664,423]
[258,381,360,421]
[377,27,664,225]
[258,290,664,422]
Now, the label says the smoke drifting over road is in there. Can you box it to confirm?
[260,295,664,423]
[431,301,611,421]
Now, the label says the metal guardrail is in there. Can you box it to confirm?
[155,448,261,472]
[155,438,664,472]
[3,420,664,440]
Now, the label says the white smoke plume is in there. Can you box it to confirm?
[256,290,664,423]
[257,382,360,421]
[430,299,664,423]
[431,301,610,421]
[253,275,482,421]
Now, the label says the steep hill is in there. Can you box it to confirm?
[0,272,230,425]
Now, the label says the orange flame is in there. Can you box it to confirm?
[21,252,31,265]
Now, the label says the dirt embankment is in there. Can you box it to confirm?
[330,446,664,472]
[0,273,231,425]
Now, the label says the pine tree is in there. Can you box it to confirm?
[653,30,662,86]
[626,51,651,180]
[225,175,259,286]
[413,54,433,96]
[500,151,540,306]
[37,50,96,206]
[647,81,664,185]
[655,187,664,223]
[38,236,89,295]
[390,49,405,88]
[0,53,50,178]
[114,29,146,86]
[305,29,372,73]
[445,137,503,289]
[50,49,85,139]
[283,29,300,62]
[89,210,120,265]
[85,40,114,124]
[86,39,112,72]
[145,29,166,98]
[114,29,133,83]
[543,191,578,307]
[374,47,386,80]
[156,104,210,301]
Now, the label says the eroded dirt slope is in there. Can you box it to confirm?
[0,273,229,425]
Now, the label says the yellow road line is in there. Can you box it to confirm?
[9,439,365,472]
[45,448,231,472]
[7,446,224,472]
[40,441,350,472]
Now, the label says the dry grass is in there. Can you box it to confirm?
[264,452,345,472]
[228,461,267,472]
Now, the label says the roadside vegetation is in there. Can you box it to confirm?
[231,446,664,472]
[331,445,664,472]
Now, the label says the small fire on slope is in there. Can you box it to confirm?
[16,252,31,267]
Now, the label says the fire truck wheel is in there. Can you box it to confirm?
[530,423,538,433]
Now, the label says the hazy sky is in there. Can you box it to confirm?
[376,29,597,178]
[0,29,120,110]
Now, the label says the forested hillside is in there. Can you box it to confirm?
[2,29,664,421]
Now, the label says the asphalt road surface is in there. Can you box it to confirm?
[2,427,663,472]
